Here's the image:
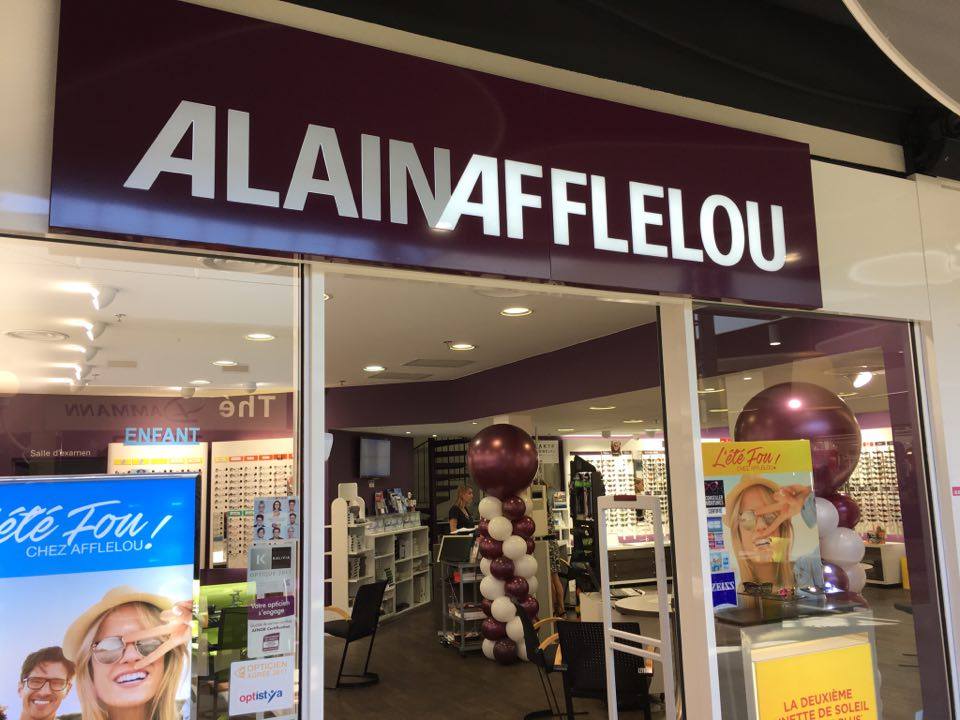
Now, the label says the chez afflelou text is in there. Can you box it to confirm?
[125,100,791,272]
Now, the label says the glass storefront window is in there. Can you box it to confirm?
[0,237,300,720]
[694,307,950,719]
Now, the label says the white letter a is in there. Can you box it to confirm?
[124,100,216,198]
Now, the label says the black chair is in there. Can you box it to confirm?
[557,621,653,720]
[325,580,388,689]
[515,608,570,719]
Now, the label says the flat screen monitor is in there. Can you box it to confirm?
[359,437,391,478]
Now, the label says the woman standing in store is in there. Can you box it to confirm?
[448,485,476,532]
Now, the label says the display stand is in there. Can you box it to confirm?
[440,559,483,655]
[328,487,431,620]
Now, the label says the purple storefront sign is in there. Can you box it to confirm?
[50,0,820,308]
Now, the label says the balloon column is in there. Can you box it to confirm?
[469,424,540,664]
[735,382,868,597]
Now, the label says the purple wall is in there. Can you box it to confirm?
[325,430,416,520]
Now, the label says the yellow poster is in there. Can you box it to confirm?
[753,635,879,720]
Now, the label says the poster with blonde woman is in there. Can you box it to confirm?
[702,441,824,605]
[0,474,197,720]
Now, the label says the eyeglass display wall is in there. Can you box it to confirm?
[210,438,295,568]
[566,447,669,538]
[107,441,209,563]
[841,440,903,538]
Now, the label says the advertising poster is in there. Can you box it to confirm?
[752,634,879,720]
[0,473,197,720]
[702,440,823,602]
[253,496,300,543]
[228,656,295,716]
[247,543,297,658]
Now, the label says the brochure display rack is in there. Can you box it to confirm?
[328,487,431,620]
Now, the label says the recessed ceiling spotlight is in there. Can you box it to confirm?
[623,419,644,424]
[589,405,616,411]
[471,421,479,425]
[697,387,725,394]
[245,332,275,342]
[404,431,412,434]
[189,379,211,386]
[500,306,533,317]
[446,341,476,351]
[363,364,386,373]
[432,434,438,438]
[201,257,280,274]
[212,359,238,367]
[5,329,69,342]
[708,408,730,413]
[743,376,753,381]
[557,428,575,432]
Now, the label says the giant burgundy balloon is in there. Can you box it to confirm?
[505,576,530,599]
[525,538,536,555]
[520,595,540,618]
[825,492,861,529]
[467,424,539,499]
[490,556,515,581]
[821,561,850,594]
[478,518,490,537]
[734,382,861,496]
[513,516,536,538]
[481,618,507,641]
[493,638,518,665]
[501,495,527,521]
[479,536,503,559]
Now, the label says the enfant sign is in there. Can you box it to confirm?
[50,0,821,308]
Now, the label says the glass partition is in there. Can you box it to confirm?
[0,237,300,720]
[694,307,950,719]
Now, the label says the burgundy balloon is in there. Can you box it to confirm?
[490,556,515,581]
[734,382,862,496]
[481,598,493,617]
[501,495,527,521]
[505,576,530,599]
[825,492,861,529]
[520,595,540,618]
[478,536,503,559]
[481,618,507,641]
[525,538,536,555]
[513,516,536,538]
[478,518,490,537]
[467,424,539,499]
[493,638,518,665]
[821,561,850,594]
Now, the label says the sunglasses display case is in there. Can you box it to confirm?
[841,441,903,539]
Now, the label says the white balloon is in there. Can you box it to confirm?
[846,563,867,593]
[503,535,527,560]
[480,557,492,576]
[527,575,539,596]
[821,527,865,566]
[515,553,538,579]
[479,496,503,520]
[480,575,505,600]
[482,638,496,661]
[517,640,528,661]
[506,615,525,642]
[491,595,517,623]
[816,497,840,536]
[488,516,514,542]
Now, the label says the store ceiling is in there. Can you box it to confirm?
[0,237,297,396]
[350,346,894,439]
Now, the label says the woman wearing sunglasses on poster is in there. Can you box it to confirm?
[724,475,822,592]
[62,587,191,720]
